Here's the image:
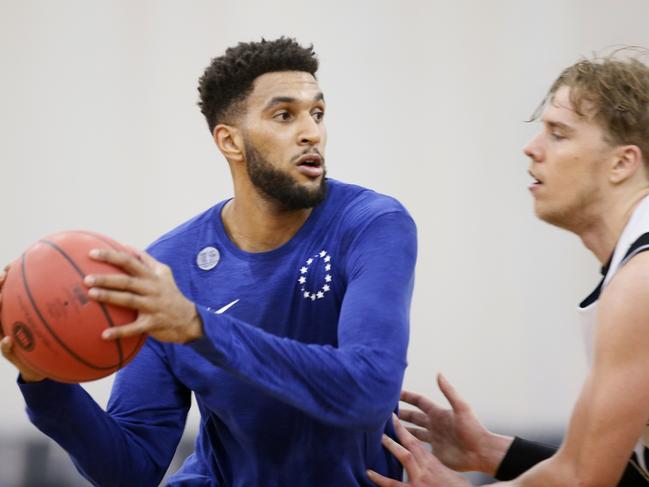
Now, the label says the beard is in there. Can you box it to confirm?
[244,141,327,210]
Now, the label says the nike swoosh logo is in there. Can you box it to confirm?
[215,299,240,314]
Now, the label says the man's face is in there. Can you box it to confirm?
[524,85,616,230]
[239,71,328,210]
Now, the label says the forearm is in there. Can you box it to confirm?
[20,379,166,486]
[19,342,189,486]
[496,454,589,487]
[191,309,407,429]
[494,441,646,486]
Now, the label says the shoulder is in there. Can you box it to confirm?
[603,251,649,300]
[324,181,416,266]
[597,251,649,349]
[327,179,414,228]
[146,201,226,260]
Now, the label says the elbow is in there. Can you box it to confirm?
[318,347,405,431]
[546,455,620,487]
[72,445,166,487]
[339,367,403,431]
[340,397,397,432]
[569,456,624,487]
[359,403,399,432]
[574,480,611,487]
[574,474,621,487]
[74,462,165,487]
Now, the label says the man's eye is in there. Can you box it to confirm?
[312,110,324,122]
[551,132,565,141]
[273,111,292,121]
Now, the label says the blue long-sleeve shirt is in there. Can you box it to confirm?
[19,179,417,486]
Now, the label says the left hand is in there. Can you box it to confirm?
[367,415,471,487]
[85,248,202,344]
[399,375,510,475]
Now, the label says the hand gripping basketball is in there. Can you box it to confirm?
[85,249,203,345]
[0,265,46,383]
[1,231,146,383]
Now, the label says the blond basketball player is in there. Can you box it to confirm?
[369,53,649,486]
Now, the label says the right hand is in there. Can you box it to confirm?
[399,374,512,476]
[0,265,46,383]
[367,415,471,487]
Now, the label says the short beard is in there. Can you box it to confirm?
[244,141,327,210]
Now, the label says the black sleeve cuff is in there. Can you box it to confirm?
[495,436,557,480]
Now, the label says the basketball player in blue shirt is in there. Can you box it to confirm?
[368,54,649,486]
[0,37,417,486]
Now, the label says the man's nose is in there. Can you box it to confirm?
[298,114,321,145]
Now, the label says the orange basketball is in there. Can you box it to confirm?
[0,231,146,383]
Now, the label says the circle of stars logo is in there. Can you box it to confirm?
[298,250,332,301]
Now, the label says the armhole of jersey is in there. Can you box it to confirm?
[620,232,649,267]
[579,232,649,309]
[580,278,604,308]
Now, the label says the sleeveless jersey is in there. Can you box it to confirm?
[578,194,649,477]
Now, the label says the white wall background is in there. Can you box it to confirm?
[1,0,648,449]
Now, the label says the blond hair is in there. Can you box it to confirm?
[536,49,649,164]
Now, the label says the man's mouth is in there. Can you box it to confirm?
[296,153,324,178]
[529,170,542,186]
[297,153,322,166]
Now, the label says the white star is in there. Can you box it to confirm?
[325,264,331,271]
[300,267,308,274]
[323,284,330,292]
[298,276,306,284]
[325,274,332,282]
[310,293,316,301]
[319,250,327,257]
[317,291,324,299]
[307,258,313,265]
[304,291,310,298]
[324,255,331,263]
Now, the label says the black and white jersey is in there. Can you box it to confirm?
[578,194,649,478]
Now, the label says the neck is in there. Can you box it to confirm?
[578,188,649,265]
[221,181,313,253]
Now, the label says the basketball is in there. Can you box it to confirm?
[0,231,146,383]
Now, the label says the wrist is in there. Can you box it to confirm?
[184,304,204,343]
[478,432,514,476]
[19,372,46,384]
[493,436,557,481]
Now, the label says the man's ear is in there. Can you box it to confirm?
[610,145,643,184]
[214,124,244,163]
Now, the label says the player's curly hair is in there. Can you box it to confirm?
[197,37,319,132]
[533,48,649,164]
